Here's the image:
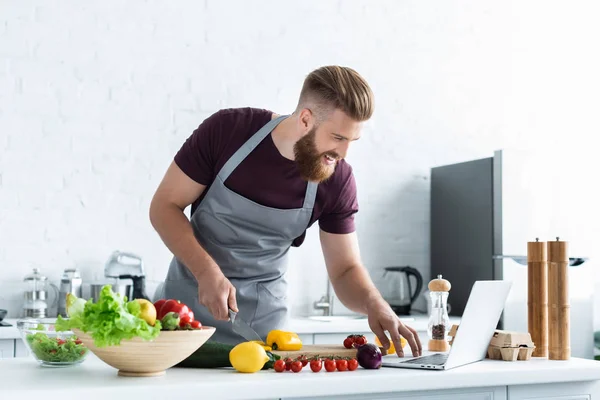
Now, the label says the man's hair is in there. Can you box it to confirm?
[296,65,374,122]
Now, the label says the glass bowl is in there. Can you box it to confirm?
[17,318,89,367]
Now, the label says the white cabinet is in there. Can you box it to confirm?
[297,334,314,345]
[15,338,28,358]
[507,381,599,400]
[0,340,14,358]
[288,386,506,400]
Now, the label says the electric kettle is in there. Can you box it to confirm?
[382,266,424,315]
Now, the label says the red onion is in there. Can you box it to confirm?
[356,343,383,369]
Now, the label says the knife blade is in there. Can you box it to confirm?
[229,309,263,342]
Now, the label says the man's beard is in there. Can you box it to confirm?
[293,127,339,183]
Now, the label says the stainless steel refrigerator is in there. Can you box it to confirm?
[430,148,595,359]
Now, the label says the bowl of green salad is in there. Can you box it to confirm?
[17,318,89,367]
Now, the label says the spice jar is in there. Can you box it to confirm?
[427,274,451,352]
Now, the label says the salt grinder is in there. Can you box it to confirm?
[427,274,451,352]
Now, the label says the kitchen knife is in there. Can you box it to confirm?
[229,308,263,342]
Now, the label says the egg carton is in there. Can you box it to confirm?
[487,345,535,361]
[486,330,536,361]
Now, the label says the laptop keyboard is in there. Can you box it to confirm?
[401,353,448,365]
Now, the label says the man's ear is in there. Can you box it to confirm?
[298,108,314,133]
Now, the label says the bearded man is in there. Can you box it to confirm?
[150,66,421,358]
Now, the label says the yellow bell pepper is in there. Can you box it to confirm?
[250,340,272,352]
[266,330,303,351]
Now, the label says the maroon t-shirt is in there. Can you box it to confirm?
[174,107,359,247]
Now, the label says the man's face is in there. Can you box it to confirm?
[293,109,362,182]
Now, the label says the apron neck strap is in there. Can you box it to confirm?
[218,115,288,181]
[303,181,318,209]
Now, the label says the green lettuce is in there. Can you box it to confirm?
[56,285,161,347]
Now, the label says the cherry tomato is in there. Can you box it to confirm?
[74,339,82,345]
[324,359,336,372]
[291,361,303,373]
[310,359,322,372]
[297,355,309,367]
[285,357,293,371]
[353,335,367,347]
[348,358,359,371]
[273,359,286,373]
[190,320,201,329]
[343,337,354,349]
[336,359,348,371]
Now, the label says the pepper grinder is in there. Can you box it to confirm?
[427,274,451,352]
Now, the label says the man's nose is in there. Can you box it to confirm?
[337,142,351,159]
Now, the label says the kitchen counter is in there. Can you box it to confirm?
[2,353,600,399]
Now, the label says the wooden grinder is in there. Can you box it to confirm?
[548,237,570,360]
[527,238,548,357]
[427,275,451,352]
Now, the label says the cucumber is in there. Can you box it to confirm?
[175,341,234,368]
[174,341,281,369]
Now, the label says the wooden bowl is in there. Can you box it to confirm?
[72,327,215,377]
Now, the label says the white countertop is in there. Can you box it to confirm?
[2,353,600,399]
[1,314,459,340]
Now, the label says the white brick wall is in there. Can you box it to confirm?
[1,1,599,321]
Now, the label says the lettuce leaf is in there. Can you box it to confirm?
[56,285,161,347]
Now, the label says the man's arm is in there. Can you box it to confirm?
[149,161,238,319]
[320,230,422,357]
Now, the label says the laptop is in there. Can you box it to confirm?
[382,280,512,371]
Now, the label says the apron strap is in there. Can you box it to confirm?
[217,115,289,181]
[303,181,318,209]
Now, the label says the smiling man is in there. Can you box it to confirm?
[150,65,422,357]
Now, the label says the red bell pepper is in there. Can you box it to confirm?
[159,299,195,328]
[154,299,168,319]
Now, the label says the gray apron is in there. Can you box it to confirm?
[162,115,318,344]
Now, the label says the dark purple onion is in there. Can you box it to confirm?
[356,343,383,369]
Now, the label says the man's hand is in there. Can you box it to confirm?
[196,268,238,321]
[366,296,422,358]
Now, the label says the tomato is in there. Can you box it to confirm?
[324,358,336,372]
[297,355,308,367]
[154,299,168,319]
[179,312,194,328]
[348,358,359,371]
[310,359,322,372]
[343,337,354,349]
[336,359,348,371]
[74,339,82,345]
[273,359,286,372]
[291,361,303,373]
[284,357,293,371]
[190,320,201,329]
[56,339,65,346]
[354,335,367,346]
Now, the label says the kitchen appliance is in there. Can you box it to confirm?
[22,268,59,318]
[57,267,83,317]
[104,251,150,301]
[381,266,423,315]
[430,148,595,359]
[89,282,132,302]
[0,309,10,327]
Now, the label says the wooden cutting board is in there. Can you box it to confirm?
[271,345,357,359]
